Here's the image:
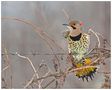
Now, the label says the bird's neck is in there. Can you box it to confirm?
[70,33,82,41]
[69,29,82,37]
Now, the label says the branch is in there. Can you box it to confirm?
[33,65,99,82]
[2,65,9,72]
[43,79,55,88]
[2,16,63,81]
[2,17,64,52]
[88,28,101,48]
[16,52,42,88]
[96,32,111,47]
[62,9,70,21]
[24,59,51,88]
[68,65,99,73]
[24,74,35,88]
[2,47,12,88]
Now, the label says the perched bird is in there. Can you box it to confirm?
[63,20,90,63]
[63,20,97,81]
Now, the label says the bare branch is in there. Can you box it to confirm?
[2,65,9,72]
[2,17,63,83]
[2,17,64,52]
[2,47,12,88]
[88,28,101,48]
[43,79,55,89]
[16,52,42,88]
[96,32,111,47]
[24,74,35,88]
[68,65,99,73]
[24,59,51,88]
[62,9,70,21]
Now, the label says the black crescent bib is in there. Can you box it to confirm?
[70,33,82,41]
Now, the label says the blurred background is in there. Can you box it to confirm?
[1,1,110,89]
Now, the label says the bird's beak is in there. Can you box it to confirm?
[62,24,69,26]
[63,24,73,31]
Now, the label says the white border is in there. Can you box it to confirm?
[1,0,112,1]
[0,1,111,90]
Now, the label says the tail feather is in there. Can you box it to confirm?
[75,58,97,81]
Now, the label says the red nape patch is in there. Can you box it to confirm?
[80,22,84,26]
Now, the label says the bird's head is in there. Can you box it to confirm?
[63,20,83,36]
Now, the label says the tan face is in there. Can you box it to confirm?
[67,20,82,36]
[68,20,81,30]
[71,23,81,30]
[63,20,82,36]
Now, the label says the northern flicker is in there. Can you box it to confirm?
[63,20,97,81]
[63,20,90,63]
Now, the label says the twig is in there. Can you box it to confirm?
[84,48,95,57]
[88,28,100,48]
[97,71,110,74]
[2,47,12,88]
[62,9,70,21]
[2,17,64,52]
[16,52,42,88]
[43,79,55,89]
[2,52,67,55]
[39,71,51,85]
[33,65,99,82]
[24,74,35,88]
[68,65,99,73]
[96,32,111,47]
[2,65,9,72]
[2,78,8,88]
[24,59,51,88]
[2,16,63,82]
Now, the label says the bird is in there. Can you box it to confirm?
[63,20,90,63]
[63,20,97,81]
